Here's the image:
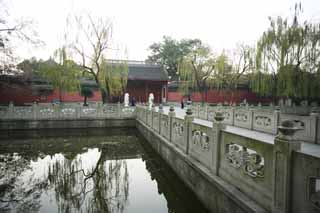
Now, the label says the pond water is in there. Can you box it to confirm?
[0,130,208,213]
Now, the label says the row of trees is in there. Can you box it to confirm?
[147,3,320,102]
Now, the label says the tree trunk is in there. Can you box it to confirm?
[101,89,108,104]
[59,88,63,104]
[84,96,88,106]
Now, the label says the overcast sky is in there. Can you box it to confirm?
[7,0,320,61]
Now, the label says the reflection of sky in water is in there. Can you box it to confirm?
[125,159,167,213]
[0,135,208,213]
[2,147,168,212]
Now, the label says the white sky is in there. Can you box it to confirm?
[6,0,320,61]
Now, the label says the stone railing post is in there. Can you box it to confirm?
[32,102,38,120]
[8,101,14,119]
[212,112,225,175]
[159,105,164,134]
[76,103,81,119]
[273,108,281,135]
[151,105,156,129]
[310,108,319,144]
[184,108,194,155]
[117,102,121,118]
[168,106,176,142]
[249,108,254,130]
[272,120,302,213]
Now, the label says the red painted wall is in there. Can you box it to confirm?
[0,83,101,105]
[0,80,167,105]
[168,89,271,104]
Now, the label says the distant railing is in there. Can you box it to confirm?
[0,103,135,120]
[136,105,320,212]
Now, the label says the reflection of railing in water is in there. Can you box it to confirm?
[136,105,320,212]
[0,103,135,120]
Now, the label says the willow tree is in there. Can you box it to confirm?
[210,45,254,102]
[252,3,320,101]
[66,13,113,103]
[179,43,215,103]
[38,47,80,102]
[98,58,129,102]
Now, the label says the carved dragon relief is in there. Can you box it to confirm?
[226,143,264,178]
[192,130,210,151]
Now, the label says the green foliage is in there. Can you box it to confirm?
[147,36,202,80]
[80,86,94,98]
[178,42,215,101]
[253,3,320,99]
[38,47,81,95]
[98,58,128,97]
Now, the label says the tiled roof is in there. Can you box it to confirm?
[127,64,168,81]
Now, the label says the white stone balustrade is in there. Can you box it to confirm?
[136,105,320,212]
[189,104,319,144]
[0,103,136,120]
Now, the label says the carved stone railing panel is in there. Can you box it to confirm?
[309,177,320,210]
[121,107,135,118]
[171,117,186,151]
[198,106,207,120]
[60,107,76,118]
[220,108,234,125]
[152,111,160,132]
[225,143,264,178]
[38,106,57,119]
[147,110,152,127]
[13,107,33,119]
[0,107,8,119]
[234,109,252,129]
[101,105,118,117]
[291,150,320,212]
[160,114,170,141]
[0,104,136,120]
[81,107,97,117]
[219,131,273,209]
[280,114,317,143]
[190,123,213,169]
[253,111,277,134]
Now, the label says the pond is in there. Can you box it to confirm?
[0,129,208,213]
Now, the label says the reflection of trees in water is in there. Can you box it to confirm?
[0,138,134,213]
[48,148,130,213]
[0,153,49,212]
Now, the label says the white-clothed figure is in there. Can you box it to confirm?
[148,93,154,110]
[124,93,129,107]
